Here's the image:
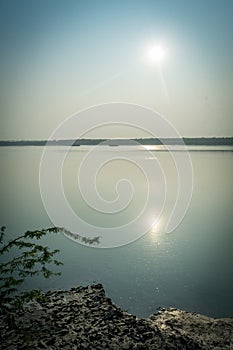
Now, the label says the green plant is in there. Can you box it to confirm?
[0,226,63,328]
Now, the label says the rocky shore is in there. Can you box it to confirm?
[1,284,232,349]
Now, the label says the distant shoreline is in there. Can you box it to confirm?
[0,137,233,147]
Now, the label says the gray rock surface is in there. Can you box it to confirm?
[0,284,232,349]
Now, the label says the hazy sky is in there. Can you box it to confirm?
[1,0,233,139]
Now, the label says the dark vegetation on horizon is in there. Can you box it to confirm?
[0,137,233,146]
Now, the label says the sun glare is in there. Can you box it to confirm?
[145,44,167,64]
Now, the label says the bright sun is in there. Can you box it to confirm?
[145,44,167,64]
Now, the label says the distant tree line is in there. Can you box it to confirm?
[0,137,233,147]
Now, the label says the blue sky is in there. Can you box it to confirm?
[0,0,233,139]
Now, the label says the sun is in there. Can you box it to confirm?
[145,44,167,64]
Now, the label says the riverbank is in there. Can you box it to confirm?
[1,284,232,349]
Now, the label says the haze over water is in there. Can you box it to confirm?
[1,145,232,318]
[1,0,233,322]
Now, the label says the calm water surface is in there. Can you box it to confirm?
[0,146,233,317]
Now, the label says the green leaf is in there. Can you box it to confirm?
[0,226,63,322]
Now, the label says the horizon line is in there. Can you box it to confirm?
[1,136,233,142]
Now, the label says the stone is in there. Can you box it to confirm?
[0,284,232,350]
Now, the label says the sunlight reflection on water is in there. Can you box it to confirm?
[0,146,233,318]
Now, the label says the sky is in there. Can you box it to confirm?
[0,0,233,139]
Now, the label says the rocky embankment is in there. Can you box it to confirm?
[1,284,232,349]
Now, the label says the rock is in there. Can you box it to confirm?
[0,284,232,349]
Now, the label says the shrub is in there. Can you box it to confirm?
[0,226,63,328]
